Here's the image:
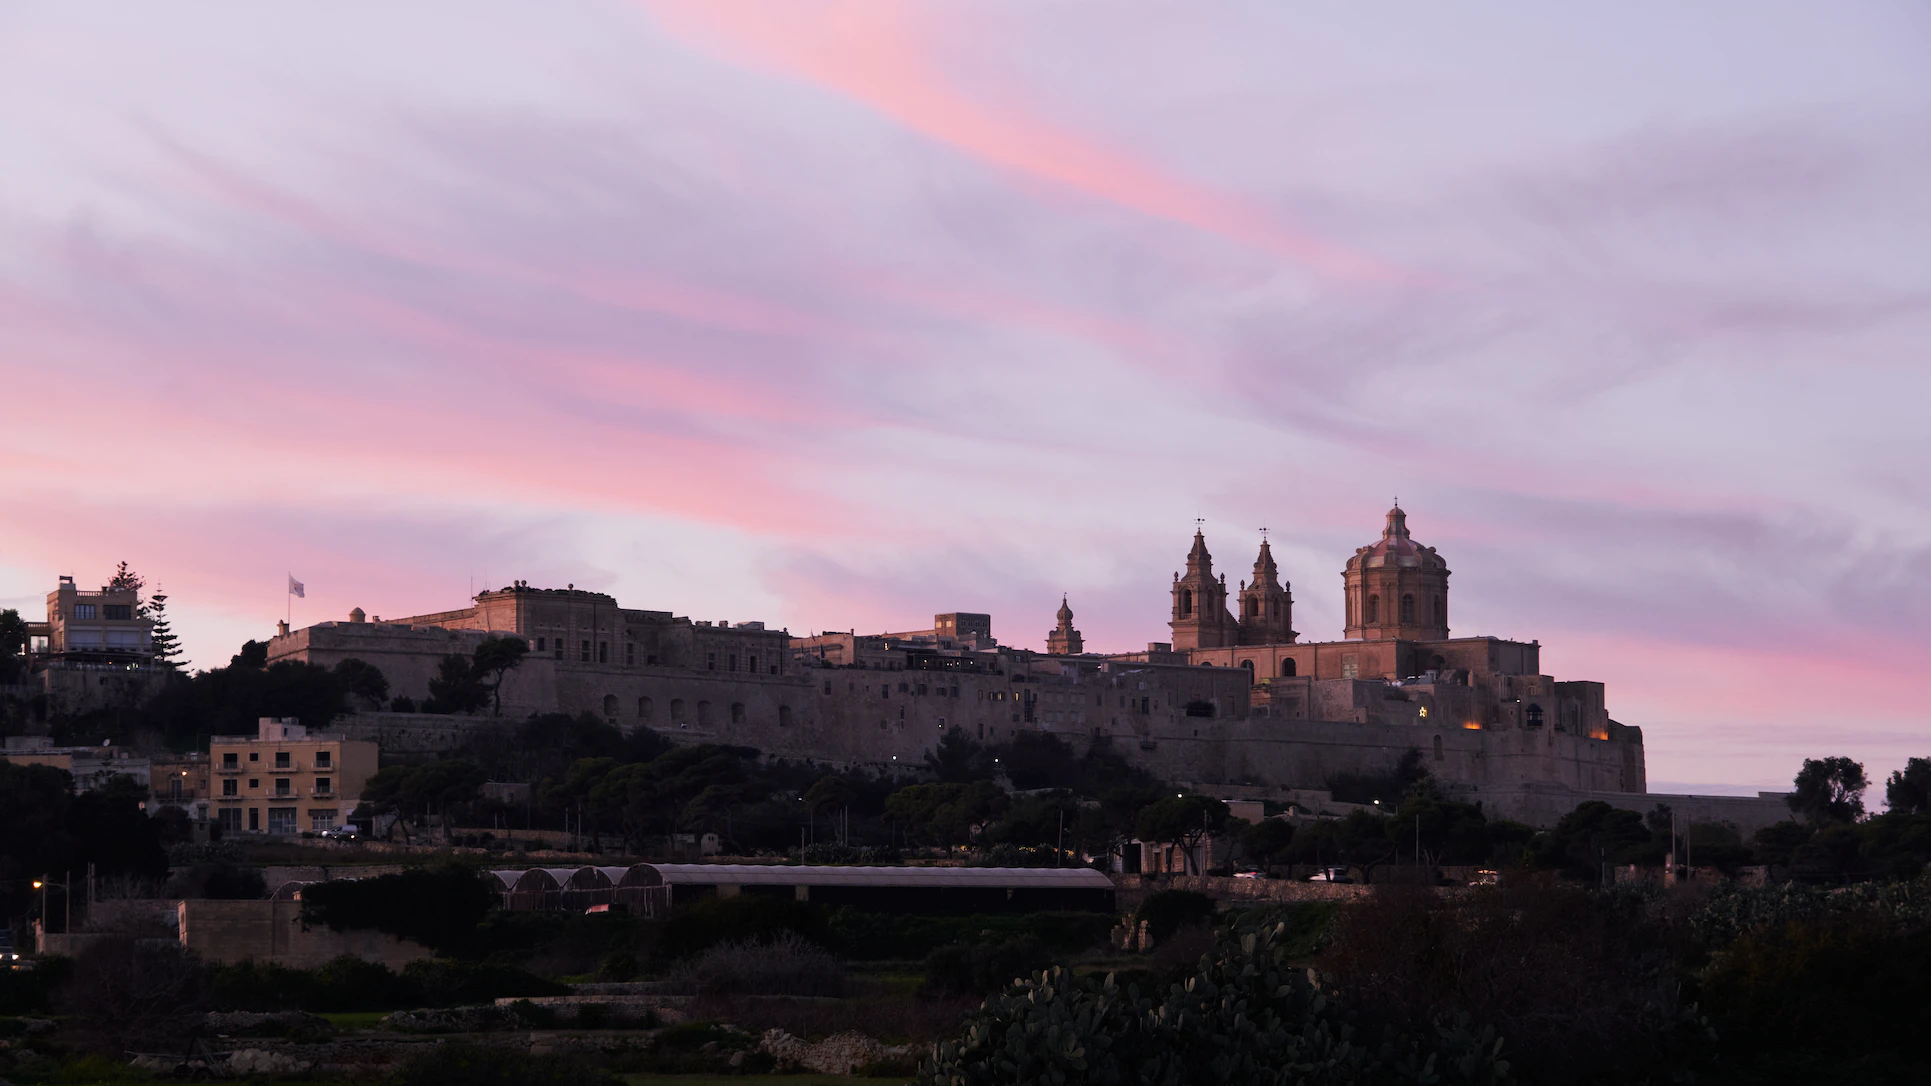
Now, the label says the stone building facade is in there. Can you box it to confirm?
[261,508,1737,827]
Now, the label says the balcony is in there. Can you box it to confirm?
[216,765,244,774]
[311,785,336,797]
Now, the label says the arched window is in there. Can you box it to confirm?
[1400,594,1415,624]
[1240,659,1255,676]
[1433,734,1444,761]
[1280,658,1297,678]
[1525,704,1545,728]
[778,705,793,728]
[697,700,714,726]
[1247,598,1260,617]
[670,698,686,723]
[637,696,654,720]
[730,702,745,725]
[601,694,618,717]
[1179,589,1194,617]
[1366,595,1380,624]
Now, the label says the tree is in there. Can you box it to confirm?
[0,607,27,683]
[425,654,488,714]
[1886,757,1931,815]
[1788,756,1868,824]
[333,657,391,711]
[1531,801,1660,879]
[108,561,145,597]
[925,728,993,783]
[230,639,268,669]
[885,781,1009,850]
[363,759,487,823]
[1134,794,1231,875]
[471,636,528,716]
[1240,818,1298,868]
[146,591,185,670]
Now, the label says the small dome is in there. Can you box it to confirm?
[349,607,366,623]
[1056,595,1074,622]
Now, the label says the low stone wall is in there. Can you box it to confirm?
[178,899,433,969]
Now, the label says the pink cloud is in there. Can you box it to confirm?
[642,0,1404,282]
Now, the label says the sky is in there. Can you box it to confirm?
[2,1,1927,796]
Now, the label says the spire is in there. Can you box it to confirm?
[1056,594,1073,624]
[1185,524,1214,577]
[1251,535,1278,585]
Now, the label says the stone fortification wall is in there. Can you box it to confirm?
[178,898,432,969]
[1450,783,1794,836]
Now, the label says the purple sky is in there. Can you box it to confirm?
[3,1,1928,795]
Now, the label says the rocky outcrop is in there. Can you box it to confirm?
[757,1028,913,1074]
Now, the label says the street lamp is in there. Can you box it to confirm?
[34,875,71,937]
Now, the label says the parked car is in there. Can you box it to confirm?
[1307,866,1352,883]
[319,825,360,841]
[0,930,22,966]
[1232,868,1268,880]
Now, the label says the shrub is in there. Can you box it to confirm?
[921,934,1054,995]
[920,918,1510,1086]
[300,864,495,953]
[654,895,834,964]
[57,938,208,1051]
[1136,888,1216,943]
[665,930,846,997]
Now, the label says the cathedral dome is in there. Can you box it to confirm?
[1347,505,1446,571]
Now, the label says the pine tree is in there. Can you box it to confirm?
[109,560,146,601]
[147,591,185,670]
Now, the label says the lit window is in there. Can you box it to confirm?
[73,604,97,620]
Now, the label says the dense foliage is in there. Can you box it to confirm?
[921,915,1511,1086]
[298,864,497,952]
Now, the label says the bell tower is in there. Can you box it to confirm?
[1171,526,1235,650]
[1046,595,1084,655]
[1237,534,1295,645]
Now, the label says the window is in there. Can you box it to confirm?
[1365,595,1380,624]
[222,779,238,797]
[218,808,242,832]
[274,779,292,797]
[824,680,832,695]
[248,808,260,831]
[730,702,745,725]
[1280,659,1297,678]
[249,752,260,762]
[1240,660,1254,675]
[1248,598,1260,617]
[73,603,97,619]
[727,654,736,672]
[697,701,713,726]
[638,696,654,720]
[779,705,793,728]
[581,640,590,662]
[707,653,716,670]
[554,641,563,660]
[536,637,546,651]
[275,751,291,769]
[1179,589,1193,617]
[1525,704,1545,728]
[314,777,332,795]
[104,604,131,620]
[309,810,337,832]
[626,643,635,665]
[748,655,757,674]
[267,807,298,835]
[1400,594,1415,624]
[314,750,331,769]
[222,752,239,769]
[248,778,259,790]
[670,699,686,724]
[602,694,619,717]
[598,641,608,663]
[1341,654,1359,680]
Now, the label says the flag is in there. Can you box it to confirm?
[288,575,305,599]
